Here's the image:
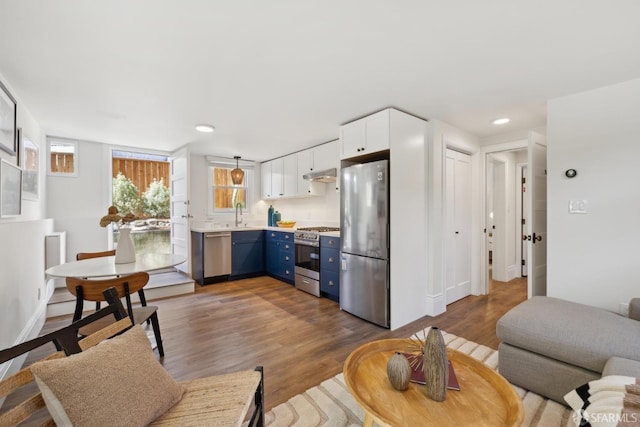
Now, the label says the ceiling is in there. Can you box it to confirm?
[1,1,639,162]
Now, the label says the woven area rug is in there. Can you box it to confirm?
[264,328,574,426]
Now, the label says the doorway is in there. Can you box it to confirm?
[111,150,171,254]
[485,148,528,292]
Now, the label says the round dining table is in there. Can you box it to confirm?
[45,253,187,278]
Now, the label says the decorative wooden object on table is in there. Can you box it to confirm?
[387,352,411,391]
[343,338,523,427]
[424,326,448,401]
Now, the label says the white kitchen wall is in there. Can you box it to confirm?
[547,78,640,312]
[188,152,264,227]
[269,187,339,227]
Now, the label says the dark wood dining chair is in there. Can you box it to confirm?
[76,250,117,311]
[0,287,133,426]
[66,272,164,357]
[76,249,116,260]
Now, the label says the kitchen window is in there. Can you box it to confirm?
[207,158,253,215]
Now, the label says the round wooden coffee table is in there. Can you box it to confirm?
[343,339,523,427]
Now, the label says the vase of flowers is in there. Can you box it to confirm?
[100,206,137,264]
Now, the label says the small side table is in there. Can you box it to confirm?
[343,339,523,427]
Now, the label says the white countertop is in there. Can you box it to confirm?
[191,225,340,237]
[190,226,265,233]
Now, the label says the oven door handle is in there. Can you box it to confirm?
[294,240,319,247]
[309,253,320,260]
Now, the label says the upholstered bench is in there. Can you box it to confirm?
[496,296,640,403]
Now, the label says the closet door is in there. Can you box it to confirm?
[445,149,472,304]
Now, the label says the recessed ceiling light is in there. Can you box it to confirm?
[492,118,510,125]
[195,124,215,133]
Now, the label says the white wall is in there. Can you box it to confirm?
[427,120,481,315]
[0,74,52,379]
[47,141,111,260]
[547,78,640,312]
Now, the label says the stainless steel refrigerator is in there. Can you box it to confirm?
[340,159,390,328]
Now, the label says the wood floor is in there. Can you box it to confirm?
[11,275,526,413]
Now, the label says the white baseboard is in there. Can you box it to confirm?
[425,293,446,317]
[0,297,47,396]
[507,264,520,282]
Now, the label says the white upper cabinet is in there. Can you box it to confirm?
[312,140,338,172]
[297,149,313,176]
[282,154,297,197]
[340,109,390,159]
[261,160,272,199]
[297,150,326,197]
[270,158,284,198]
[262,154,298,199]
[261,140,339,200]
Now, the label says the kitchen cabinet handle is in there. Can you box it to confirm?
[285,256,290,261]
[328,280,334,286]
[284,244,290,249]
[285,235,290,239]
[285,270,290,275]
[328,257,334,263]
[328,240,334,245]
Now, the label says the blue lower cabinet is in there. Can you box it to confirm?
[231,231,264,279]
[264,230,294,284]
[279,235,295,283]
[320,238,341,301]
[266,240,279,276]
[320,269,339,301]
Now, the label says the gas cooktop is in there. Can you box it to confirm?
[297,226,340,233]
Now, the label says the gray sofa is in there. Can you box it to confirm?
[496,296,640,403]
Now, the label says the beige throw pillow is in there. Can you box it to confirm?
[31,325,184,427]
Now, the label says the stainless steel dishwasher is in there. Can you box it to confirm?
[204,232,231,278]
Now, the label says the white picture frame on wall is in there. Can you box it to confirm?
[0,158,22,217]
[21,131,39,200]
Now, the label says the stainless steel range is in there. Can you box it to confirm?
[294,227,340,297]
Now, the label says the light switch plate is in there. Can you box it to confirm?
[569,200,588,214]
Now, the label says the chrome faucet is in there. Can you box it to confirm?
[235,202,243,227]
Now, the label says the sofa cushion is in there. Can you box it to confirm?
[629,298,640,322]
[30,326,184,427]
[604,357,640,378]
[496,297,640,373]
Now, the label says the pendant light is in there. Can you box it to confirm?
[231,156,244,185]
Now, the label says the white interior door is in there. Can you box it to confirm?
[170,151,189,274]
[445,149,471,304]
[491,158,508,282]
[527,132,547,297]
[520,165,528,277]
